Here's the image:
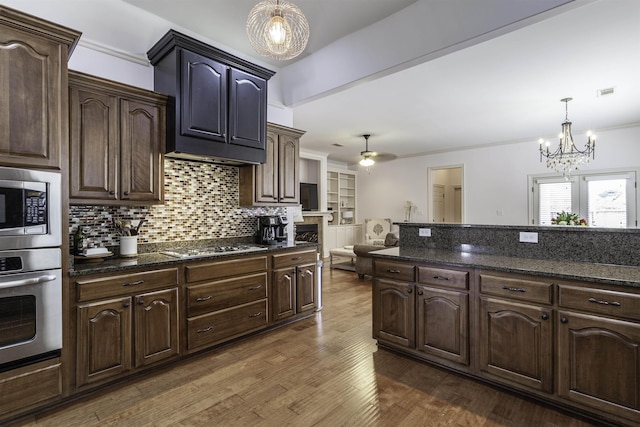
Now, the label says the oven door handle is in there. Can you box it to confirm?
[0,274,57,290]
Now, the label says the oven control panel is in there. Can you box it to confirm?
[0,257,23,272]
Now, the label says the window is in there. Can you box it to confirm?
[529,170,637,227]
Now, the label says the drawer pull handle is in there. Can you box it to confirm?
[387,269,401,274]
[291,257,302,260]
[196,326,213,333]
[432,275,450,281]
[502,286,526,293]
[588,297,621,307]
[248,285,262,291]
[122,280,144,287]
[249,312,262,318]
[196,296,212,302]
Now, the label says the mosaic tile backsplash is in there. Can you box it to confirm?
[69,159,284,249]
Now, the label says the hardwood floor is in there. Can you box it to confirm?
[14,266,597,427]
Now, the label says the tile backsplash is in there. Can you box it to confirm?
[69,158,283,248]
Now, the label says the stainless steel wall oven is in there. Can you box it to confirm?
[0,166,63,371]
[0,248,62,371]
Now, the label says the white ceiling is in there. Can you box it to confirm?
[5,0,640,166]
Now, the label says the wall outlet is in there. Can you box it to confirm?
[519,232,538,243]
[419,228,431,237]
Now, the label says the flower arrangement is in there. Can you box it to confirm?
[551,211,587,226]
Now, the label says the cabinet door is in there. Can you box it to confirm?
[120,98,164,202]
[134,288,179,368]
[296,263,317,313]
[0,27,65,169]
[229,68,267,150]
[278,136,300,203]
[254,131,278,203]
[272,267,296,321]
[77,297,132,386]
[417,286,469,366]
[558,310,640,420]
[180,49,227,142]
[373,279,415,348]
[69,84,118,200]
[479,297,553,393]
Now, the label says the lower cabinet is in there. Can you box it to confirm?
[271,249,317,322]
[478,273,554,393]
[185,256,269,351]
[373,261,471,370]
[75,268,179,388]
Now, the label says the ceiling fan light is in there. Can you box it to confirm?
[359,156,375,167]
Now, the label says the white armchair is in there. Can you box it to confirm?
[364,218,392,245]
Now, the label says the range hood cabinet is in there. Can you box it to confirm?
[148,30,275,165]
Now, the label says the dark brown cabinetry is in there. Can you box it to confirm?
[478,273,554,393]
[68,71,166,204]
[147,30,274,164]
[271,249,317,322]
[185,256,269,351]
[75,268,179,388]
[239,123,305,206]
[557,284,640,422]
[373,261,471,369]
[0,6,80,169]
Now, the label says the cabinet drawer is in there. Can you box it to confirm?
[479,274,553,305]
[185,256,267,283]
[77,268,178,302]
[187,300,268,350]
[187,273,267,317]
[418,266,468,290]
[272,250,316,269]
[558,284,640,321]
[374,260,415,282]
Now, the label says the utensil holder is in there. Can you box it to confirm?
[120,236,138,257]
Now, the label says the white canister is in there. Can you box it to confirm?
[120,236,138,257]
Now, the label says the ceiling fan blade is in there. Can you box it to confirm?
[371,152,397,162]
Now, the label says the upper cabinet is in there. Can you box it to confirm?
[147,30,275,165]
[239,123,305,206]
[69,71,167,205]
[0,6,80,170]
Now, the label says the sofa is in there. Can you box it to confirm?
[353,231,399,279]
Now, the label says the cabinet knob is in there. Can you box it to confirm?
[541,313,549,320]
[123,191,130,196]
[418,289,423,295]
[560,317,568,324]
[137,299,144,305]
[109,191,115,195]
[123,302,130,308]
[407,287,412,294]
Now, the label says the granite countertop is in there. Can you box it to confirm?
[371,246,640,288]
[70,242,317,277]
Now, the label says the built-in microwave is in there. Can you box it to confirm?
[0,167,61,250]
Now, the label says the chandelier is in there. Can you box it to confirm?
[539,98,596,177]
[246,0,310,61]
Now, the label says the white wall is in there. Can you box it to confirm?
[357,125,640,226]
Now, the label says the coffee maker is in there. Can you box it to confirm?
[257,215,288,245]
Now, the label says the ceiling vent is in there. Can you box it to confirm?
[597,87,615,97]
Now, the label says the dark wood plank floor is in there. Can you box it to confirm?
[15,265,597,426]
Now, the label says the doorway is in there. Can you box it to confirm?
[428,166,464,223]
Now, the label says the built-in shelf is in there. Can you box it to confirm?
[327,170,356,225]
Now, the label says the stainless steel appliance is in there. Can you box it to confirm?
[258,215,288,245]
[0,166,61,250]
[161,244,268,259]
[0,248,62,370]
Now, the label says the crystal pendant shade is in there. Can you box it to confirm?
[247,0,309,61]
[539,98,596,178]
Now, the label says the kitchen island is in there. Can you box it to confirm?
[370,223,640,427]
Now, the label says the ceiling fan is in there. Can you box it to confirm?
[359,134,397,166]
